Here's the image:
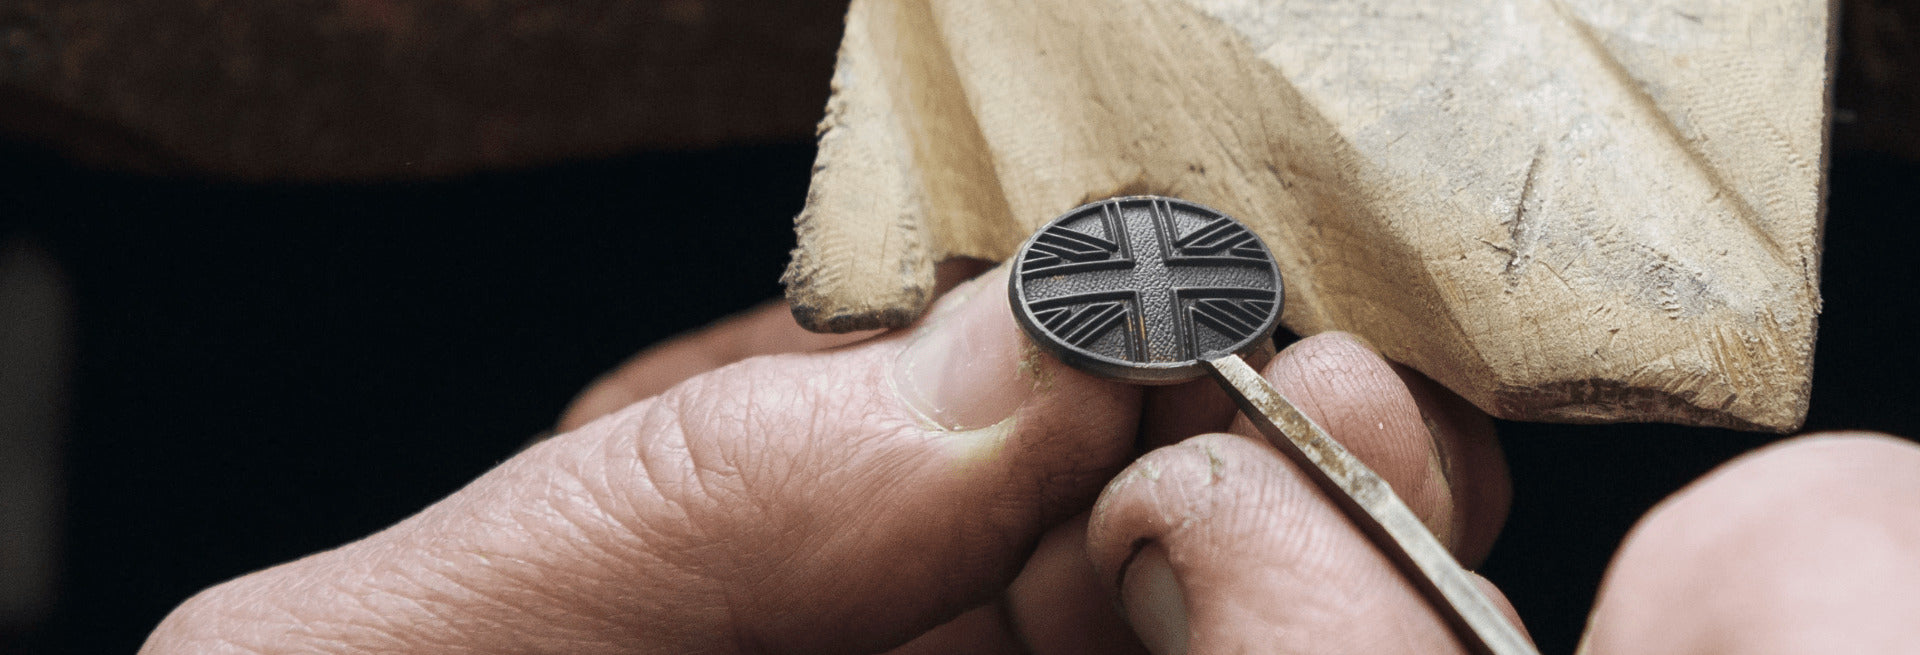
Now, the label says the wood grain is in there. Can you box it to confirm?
[785,0,1830,432]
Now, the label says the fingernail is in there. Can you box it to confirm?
[892,267,1031,430]
[1122,545,1190,655]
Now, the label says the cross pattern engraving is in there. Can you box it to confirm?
[1013,197,1282,373]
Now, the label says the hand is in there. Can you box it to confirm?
[144,264,1150,653]
[558,278,1920,655]
[1574,432,1920,654]
[140,266,1920,654]
[138,261,1508,654]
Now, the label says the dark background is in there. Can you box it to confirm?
[0,136,1914,653]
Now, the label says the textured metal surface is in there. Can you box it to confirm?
[1009,196,1283,384]
[1206,355,1539,655]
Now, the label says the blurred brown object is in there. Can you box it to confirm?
[0,238,70,632]
[0,0,847,179]
[1835,0,1920,160]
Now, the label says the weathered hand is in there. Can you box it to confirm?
[137,260,1513,654]
[143,265,1147,653]
[140,263,1920,654]
[891,328,1525,654]
[1079,330,1522,654]
[558,269,1530,655]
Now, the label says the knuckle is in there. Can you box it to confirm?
[1599,434,1920,652]
[1621,433,1920,584]
[1093,433,1290,539]
[1642,432,1920,539]
[1267,332,1457,542]
[597,348,905,572]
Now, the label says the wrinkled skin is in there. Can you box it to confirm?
[144,266,1920,654]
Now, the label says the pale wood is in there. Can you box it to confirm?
[784,0,1831,432]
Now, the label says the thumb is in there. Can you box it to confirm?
[143,267,1144,654]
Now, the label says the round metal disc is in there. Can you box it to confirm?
[1009,196,1285,384]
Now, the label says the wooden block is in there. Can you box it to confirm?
[784,0,1831,432]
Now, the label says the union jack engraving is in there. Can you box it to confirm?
[1178,288,1280,357]
[1174,216,1270,260]
[1028,291,1142,360]
[1020,201,1130,276]
[1011,197,1284,378]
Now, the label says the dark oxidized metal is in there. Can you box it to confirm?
[1008,196,1284,384]
[1010,196,1539,655]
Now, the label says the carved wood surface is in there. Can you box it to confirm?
[784,0,1831,432]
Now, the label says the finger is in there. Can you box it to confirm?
[1002,515,1153,655]
[1383,361,1510,566]
[887,604,1027,655]
[1580,433,1920,655]
[1138,376,1241,449]
[1235,332,1509,561]
[902,514,1159,655]
[890,514,1148,655]
[1139,334,1509,565]
[144,266,1143,655]
[1085,332,1519,653]
[1136,339,1275,450]
[558,258,992,431]
[966,337,1459,654]
[1087,432,1527,654]
[558,300,878,430]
